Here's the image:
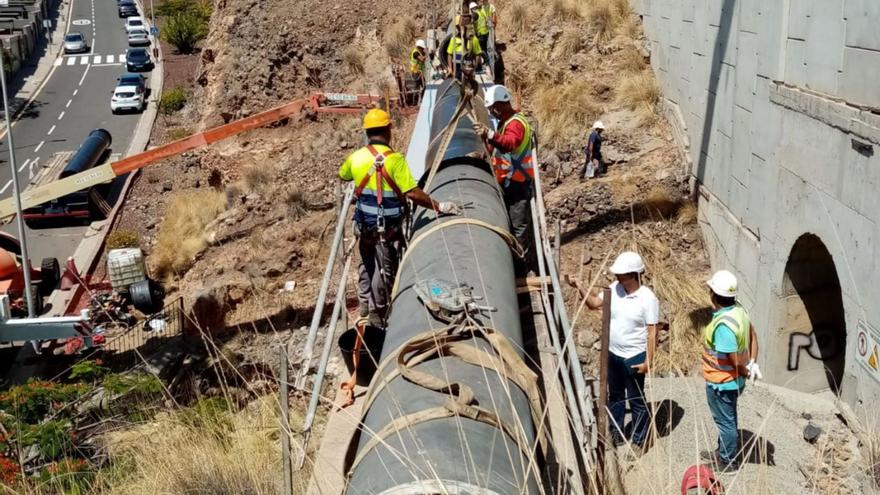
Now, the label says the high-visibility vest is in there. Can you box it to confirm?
[475,7,491,35]
[701,305,751,384]
[447,35,482,64]
[409,47,425,75]
[491,113,534,185]
[351,144,407,228]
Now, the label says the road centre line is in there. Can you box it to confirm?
[48,125,56,135]
[34,140,45,153]
[58,111,65,120]
[73,89,78,96]
[66,99,72,108]
[17,158,30,173]
[0,181,10,195]
[78,64,91,85]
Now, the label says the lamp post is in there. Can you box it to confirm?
[0,47,36,319]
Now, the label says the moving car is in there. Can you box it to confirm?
[110,85,146,113]
[117,0,138,17]
[125,48,152,72]
[127,28,149,46]
[63,32,88,54]
[117,73,146,94]
[125,16,145,33]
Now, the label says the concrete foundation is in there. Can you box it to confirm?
[632,0,880,411]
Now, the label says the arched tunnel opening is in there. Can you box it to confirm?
[779,234,846,394]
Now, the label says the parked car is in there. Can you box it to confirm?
[117,0,137,17]
[63,32,88,54]
[125,48,152,72]
[127,28,149,46]
[125,16,145,33]
[110,85,145,113]
[117,73,146,94]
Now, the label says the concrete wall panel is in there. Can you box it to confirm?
[839,47,880,108]
[843,0,880,51]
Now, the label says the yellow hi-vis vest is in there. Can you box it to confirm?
[701,305,750,384]
[491,113,534,185]
[409,47,425,75]
[475,7,491,35]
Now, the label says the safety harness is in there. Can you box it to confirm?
[353,144,408,239]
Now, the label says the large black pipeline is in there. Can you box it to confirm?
[345,80,540,494]
[61,128,112,178]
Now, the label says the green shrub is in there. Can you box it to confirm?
[102,373,163,397]
[68,360,108,383]
[155,0,211,21]
[23,420,73,459]
[160,12,209,54]
[166,126,193,141]
[106,230,140,250]
[0,380,85,424]
[159,87,188,115]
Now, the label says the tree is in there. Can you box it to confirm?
[160,12,208,54]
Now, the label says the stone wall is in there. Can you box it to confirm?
[631,0,880,410]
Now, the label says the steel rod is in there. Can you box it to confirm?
[596,288,611,495]
[280,347,293,495]
[296,184,353,389]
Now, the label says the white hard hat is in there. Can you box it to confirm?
[415,39,426,49]
[593,120,605,130]
[469,1,478,8]
[707,270,738,298]
[484,85,511,107]
[609,251,645,275]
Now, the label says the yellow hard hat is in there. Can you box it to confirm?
[363,109,392,130]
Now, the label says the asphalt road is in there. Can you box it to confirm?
[0,0,154,264]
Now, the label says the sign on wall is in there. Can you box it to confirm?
[856,320,880,383]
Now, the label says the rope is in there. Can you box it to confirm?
[390,217,524,300]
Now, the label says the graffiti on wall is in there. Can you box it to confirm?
[787,328,843,371]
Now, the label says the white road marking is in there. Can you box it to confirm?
[106,54,114,64]
[91,63,123,67]
[119,53,126,61]
[0,180,11,194]
[66,57,75,66]
[48,125,56,135]
[78,64,90,85]
[65,99,72,108]
[58,111,65,120]
[54,58,62,67]
[73,89,78,96]
[93,55,101,64]
[29,157,40,180]
[34,140,45,153]
[79,56,88,65]
[17,158,30,173]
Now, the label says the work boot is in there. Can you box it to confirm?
[367,311,385,329]
[700,450,740,473]
[358,302,369,319]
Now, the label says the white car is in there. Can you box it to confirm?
[110,85,145,113]
[127,28,150,46]
[63,32,88,53]
[125,16,145,33]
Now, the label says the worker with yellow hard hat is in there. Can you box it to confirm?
[339,109,460,326]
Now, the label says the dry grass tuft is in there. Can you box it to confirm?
[508,1,529,34]
[342,45,365,76]
[676,201,698,225]
[534,79,602,148]
[557,30,586,58]
[586,0,630,43]
[618,47,646,74]
[384,17,418,62]
[285,188,307,219]
[642,185,679,219]
[152,190,227,278]
[243,164,276,193]
[616,72,660,117]
[550,0,583,19]
[101,397,292,494]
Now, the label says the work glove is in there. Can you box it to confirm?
[472,123,494,140]
[437,201,462,216]
[746,359,763,382]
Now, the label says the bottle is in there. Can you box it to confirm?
[585,159,595,179]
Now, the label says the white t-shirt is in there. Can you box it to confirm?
[599,281,660,359]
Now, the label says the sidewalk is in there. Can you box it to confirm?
[1,0,72,130]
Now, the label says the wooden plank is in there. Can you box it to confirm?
[29,151,71,188]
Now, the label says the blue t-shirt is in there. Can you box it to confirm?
[588,131,602,159]
[708,322,745,391]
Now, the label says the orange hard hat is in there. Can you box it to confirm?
[0,249,18,280]
[363,108,392,130]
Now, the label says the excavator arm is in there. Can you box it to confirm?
[0,92,396,220]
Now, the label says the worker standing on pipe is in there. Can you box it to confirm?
[473,84,533,266]
[446,12,483,80]
[339,109,460,327]
[700,270,761,472]
[580,251,659,456]
[474,0,496,63]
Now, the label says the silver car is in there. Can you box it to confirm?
[63,32,88,54]
[128,28,149,46]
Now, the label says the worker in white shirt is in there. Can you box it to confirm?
[578,251,659,454]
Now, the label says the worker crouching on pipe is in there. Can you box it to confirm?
[473,84,533,273]
[339,109,460,327]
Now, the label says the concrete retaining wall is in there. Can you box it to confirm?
[0,0,53,74]
[631,0,880,410]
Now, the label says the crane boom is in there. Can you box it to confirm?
[0,92,393,220]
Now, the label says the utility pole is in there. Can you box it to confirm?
[0,48,36,320]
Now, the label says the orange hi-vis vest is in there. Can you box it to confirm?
[701,305,751,384]
[491,113,534,186]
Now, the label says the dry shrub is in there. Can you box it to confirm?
[616,72,660,117]
[285,188,307,219]
[642,185,679,219]
[534,79,602,148]
[676,201,697,225]
[557,30,586,58]
[106,230,140,250]
[618,47,646,74]
[342,45,364,76]
[101,397,289,494]
[384,17,418,62]
[152,190,227,278]
[243,164,275,193]
[587,0,629,43]
[508,1,528,34]
[550,0,583,19]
